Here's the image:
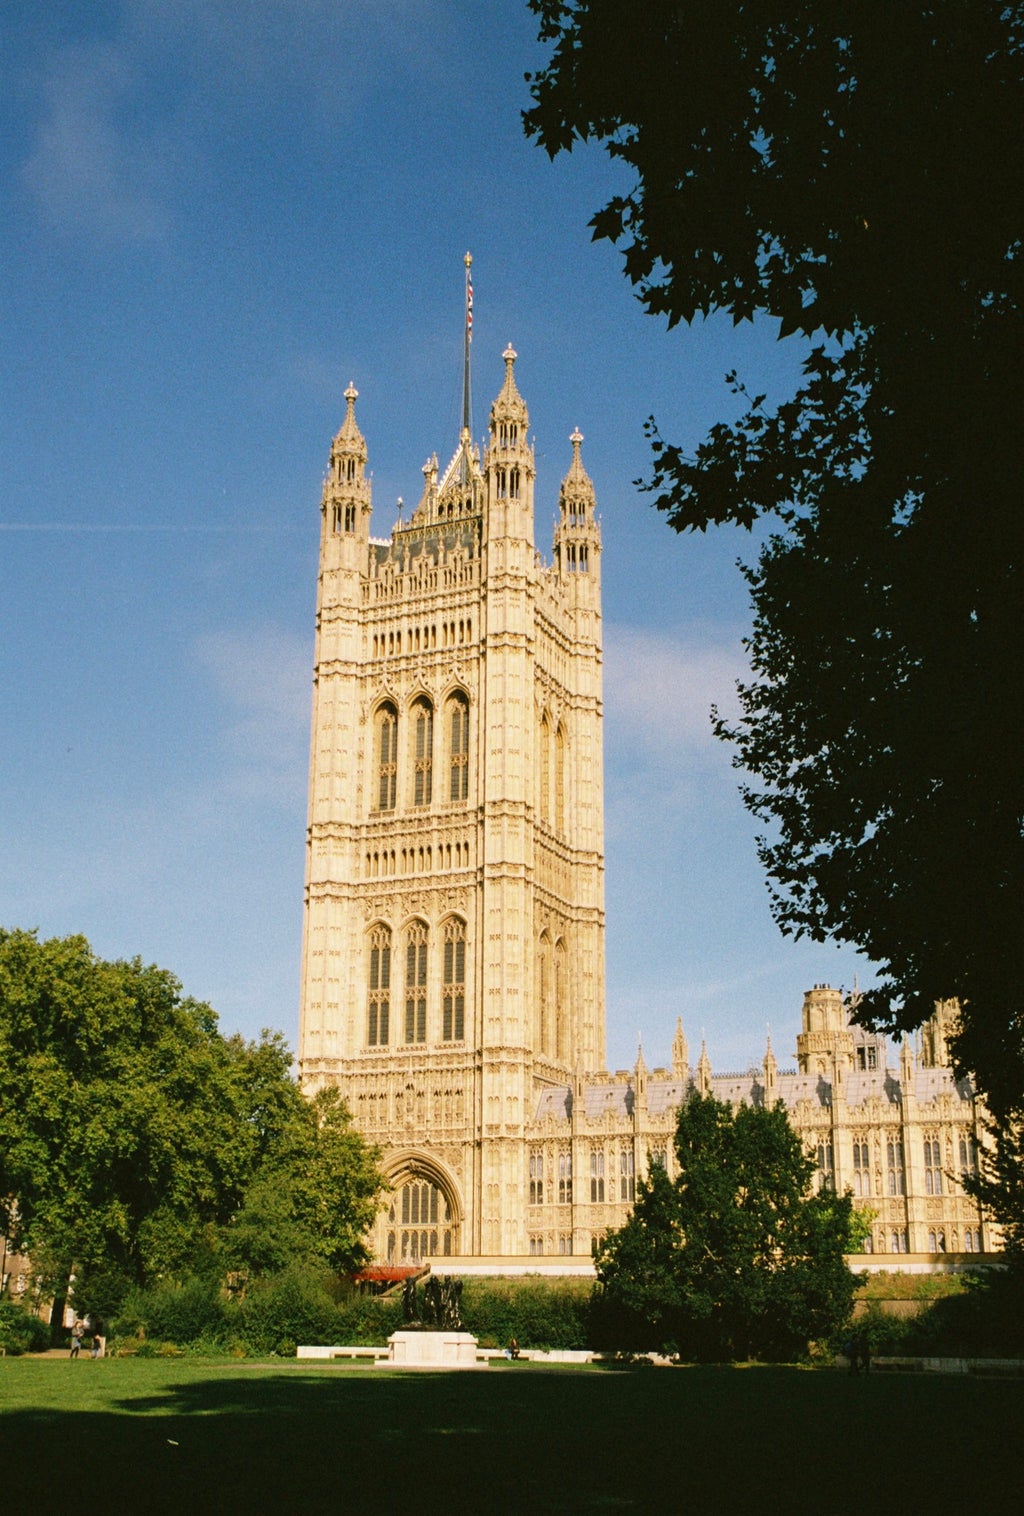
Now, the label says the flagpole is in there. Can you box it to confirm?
[462,251,473,437]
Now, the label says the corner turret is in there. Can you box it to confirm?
[484,344,535,544]
[796,984,855,1075]
[554,428,601,588]
[321,382,372,557]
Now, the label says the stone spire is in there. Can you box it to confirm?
[763,1031,778,1103]
[672,1017,689,1079]
[633,1036,648,1107]
[336,381,365,451]
[563,427,594,501]
[490,343,530,437]
[696,1036,712,1096]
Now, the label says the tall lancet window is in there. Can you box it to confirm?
[405,922,428,1043]
[536,931,552,1057]
[539,714,551,825]
[367,925,391,1046]
[442,918,466,1041]
[554,723,566,834]
[554,938,567,1061]
[376,703,398,811]
[412,699,433,806]
[448,693,469,801]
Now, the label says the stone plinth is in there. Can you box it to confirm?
[378,1330,483,1369]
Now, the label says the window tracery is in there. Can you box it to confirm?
[529,1151,544,1205]
[924,1135,943,1195]
[404,921,428,1043]
[367,924,391,1046]
[411,698,433,806]
[448,692,469,801]
[386,1178,453,1261]
[375,702,398,811]
[442,917,466,1042]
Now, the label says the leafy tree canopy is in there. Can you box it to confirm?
[0,929,383,1314]
[525,2,1024,1115]
[595,1092,859,1359]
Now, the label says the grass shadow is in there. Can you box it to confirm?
[1,1359,1021,1513]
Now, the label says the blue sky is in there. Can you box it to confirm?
[2,1,873,1075]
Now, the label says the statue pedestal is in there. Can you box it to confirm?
[379,1330,482,1369]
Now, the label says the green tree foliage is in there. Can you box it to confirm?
[223,1088,383,1280]
[525,3,1024,1115]
[595,1093,858,1359]
[0,929,383,1313]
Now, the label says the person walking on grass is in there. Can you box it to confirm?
[69,1319,84,1358]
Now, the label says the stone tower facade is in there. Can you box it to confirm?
[298,345,606,1262]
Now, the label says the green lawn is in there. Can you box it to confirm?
[2,1356,1020,1513]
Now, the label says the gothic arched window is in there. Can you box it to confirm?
[411,698,433,806]
[539,713,551,825]
[536,931,552,1057]
[404,921,428,1043]
[386,1178,454,1261]
[554,722,566,834]
[442,917,466,1042]
[375,702,398,811]
[448,692,469,801]
[367,925,391,1046]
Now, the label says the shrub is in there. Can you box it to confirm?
[236,1264,343,1353]
[457,1278,591,1350]
[0,1299,50,1355]
[331,1291,402,1345]
[112,1276,228,1346]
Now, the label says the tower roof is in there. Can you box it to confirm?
[489,343,529,430]
[332,381,366,458]
[559,427,595,511]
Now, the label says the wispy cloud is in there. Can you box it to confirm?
[21,42,172,245]
[193,625,312,802]
[604,623,746,762]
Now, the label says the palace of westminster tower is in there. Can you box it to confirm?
[299,266,606,1260]
[299,270,992,1266]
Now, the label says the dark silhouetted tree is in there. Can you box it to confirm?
[525,2,1024,1117]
